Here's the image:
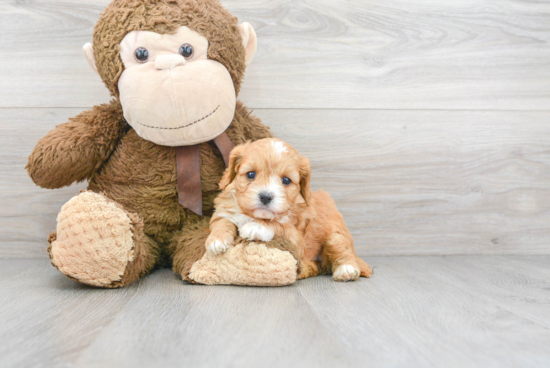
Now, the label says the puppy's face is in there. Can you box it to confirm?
[220,139,311,220]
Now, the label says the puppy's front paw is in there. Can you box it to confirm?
[333,265,360,282]
[206,234,234,255]
[239,222,274,242]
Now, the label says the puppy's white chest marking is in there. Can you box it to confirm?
[217,194,254,228]
[224,212,253,228]
[239,221,274,242]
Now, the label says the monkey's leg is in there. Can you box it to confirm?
[48,191,160,288]
[321,233,372,282]
[169,218,211,281]
[170,218,299,286]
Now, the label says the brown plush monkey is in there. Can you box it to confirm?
[26,0,299,288]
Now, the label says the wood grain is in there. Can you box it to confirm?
[1,257,549,367]
[0,108,87,258]
[2,108,549,258]
[1,0,549,109]
[297,255,550,367]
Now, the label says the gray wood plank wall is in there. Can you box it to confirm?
[1,0,549,258]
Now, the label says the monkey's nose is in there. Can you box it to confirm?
[155,54,186,70]
[259,192,273,205]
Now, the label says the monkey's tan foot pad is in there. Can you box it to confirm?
[49,191,136,287]
[189,242,297,286]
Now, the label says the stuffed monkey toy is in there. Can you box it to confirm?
[26,0,300,288]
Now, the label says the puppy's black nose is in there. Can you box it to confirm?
[259,192,273,205]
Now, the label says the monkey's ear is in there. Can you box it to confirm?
[219,144,246,190]
[83,43,99,75]
[238,22,257,66]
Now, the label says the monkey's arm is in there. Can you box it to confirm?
[26,101,126,189]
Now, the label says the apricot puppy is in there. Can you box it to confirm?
[205,138,372,281]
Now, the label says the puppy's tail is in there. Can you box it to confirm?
[358,258,373,278]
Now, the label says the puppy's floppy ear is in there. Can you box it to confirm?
[299,156,312,205]
[219,144,246,190]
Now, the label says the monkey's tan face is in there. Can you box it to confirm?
[117,26,236,146]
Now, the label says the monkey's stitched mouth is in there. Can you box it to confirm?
[135,105,220,130]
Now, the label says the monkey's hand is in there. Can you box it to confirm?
[26,101,126,189]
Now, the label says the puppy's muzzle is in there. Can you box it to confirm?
[259,192,273,206]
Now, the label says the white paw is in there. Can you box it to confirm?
[206,238,231,255]
[333,265,360,281]
[239,222,274,242]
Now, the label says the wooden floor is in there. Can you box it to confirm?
[1,256,549,368]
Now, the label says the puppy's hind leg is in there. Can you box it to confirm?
[357,257,373,278]
[297,260,320,280]
[322,232,371,281]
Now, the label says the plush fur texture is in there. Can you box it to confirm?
[48,191,160,288]
[170,217,299,286]
[116,26,238,147]
[208,139,372,281]
[93,0,246,98]
[27,0,299,287]
[189,241,297,286]
[27,101,125,189]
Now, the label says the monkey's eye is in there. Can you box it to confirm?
[179,44,194,59]
[282,177,292,185]
[134,47,149,63]
[246,171,256,180]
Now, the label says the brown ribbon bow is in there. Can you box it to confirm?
[175,132,233,216]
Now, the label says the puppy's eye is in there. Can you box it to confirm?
[246,171,256,180]
[179,44,194,59]
[134,47,149,63]
[282,177,292,185]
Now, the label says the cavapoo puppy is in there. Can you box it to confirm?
[205,138,372,281]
